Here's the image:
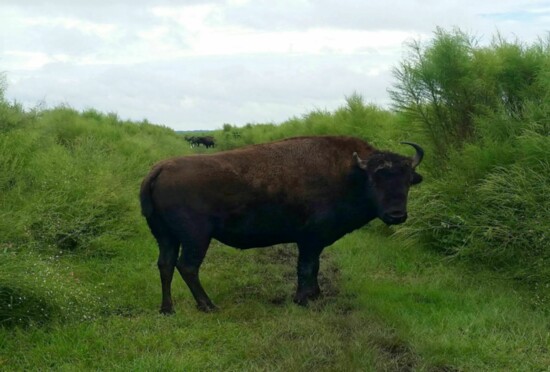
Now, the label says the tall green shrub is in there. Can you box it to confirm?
[390,28,479,157]
[390,29,550,157]
[394,30,550,287]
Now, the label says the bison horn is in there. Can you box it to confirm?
[353,152,367,170]
[400,142,424,168]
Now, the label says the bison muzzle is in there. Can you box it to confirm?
[140,136,424,313]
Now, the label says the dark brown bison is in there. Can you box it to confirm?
[140,136,424,313]
[184,135,197,147]
[184,135,215,148]
[195,136,215,148]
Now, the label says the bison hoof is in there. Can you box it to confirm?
[293,288,321,306]
[293,296,308,307]
[197,302,218,313]
[159,307,175,315]
[308,287,321,301]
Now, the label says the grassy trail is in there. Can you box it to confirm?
[1,224,548,371]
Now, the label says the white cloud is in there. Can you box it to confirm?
[186,28,417,56]
[22,16,117,38]
[1,1,549,130]
[3,51,53,70]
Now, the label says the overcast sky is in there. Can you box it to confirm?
[1,1,549,130]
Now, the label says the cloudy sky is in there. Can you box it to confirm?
[1,1,549,130]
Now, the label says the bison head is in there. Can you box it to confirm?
[353,142,424,225]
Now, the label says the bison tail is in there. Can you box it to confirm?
[140,165,162,218]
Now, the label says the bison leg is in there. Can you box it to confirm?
[147,216,180,315]
[157,238,180,314]
[176,237,216,312]
[293,243,324,306]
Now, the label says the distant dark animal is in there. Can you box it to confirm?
[140,136,424,313]
[194,136,215,148]
[184,136,197,147]
[184,135,215,148]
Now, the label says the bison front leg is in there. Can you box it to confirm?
[293,243,324,306]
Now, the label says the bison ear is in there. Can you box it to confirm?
[353,152,367,170]
[411,171,423,185]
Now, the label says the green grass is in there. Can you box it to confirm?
[0,234,373,371]
[2,226,548,371]
[337,227,550,371]
[1,102,548,371]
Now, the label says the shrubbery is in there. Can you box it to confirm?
[392,29,550,288]
[0,97,187,326]
[212,94,405,152]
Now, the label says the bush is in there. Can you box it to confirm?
[0,100,188,326]
[393,30,550,287]
[390,28,550,158]
[212,94,404,151]
[402,131,549,270]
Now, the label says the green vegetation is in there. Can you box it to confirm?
[213,95,400,151]
[390,29,550,288]
[1,29,549,370]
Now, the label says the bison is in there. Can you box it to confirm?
[140,136,424,313]
[195,136,215,148]
[184,135,197,147]
[184,135,215,148]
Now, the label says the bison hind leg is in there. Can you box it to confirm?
[177,261,217,313]
[158,242,179,315]
[171,221,217,313]
[147,215,181,315]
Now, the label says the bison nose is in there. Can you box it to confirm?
[382,211,408,225]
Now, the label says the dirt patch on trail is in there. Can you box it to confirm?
[358,329,421,372]
[237,243,460,371]
[317,264,341,298]
[253,244,353,311]
[369,333,460,372]
[429,365,461,372]
[376,337,417,372]
[254,244,297,265]
[268,294,287,306]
